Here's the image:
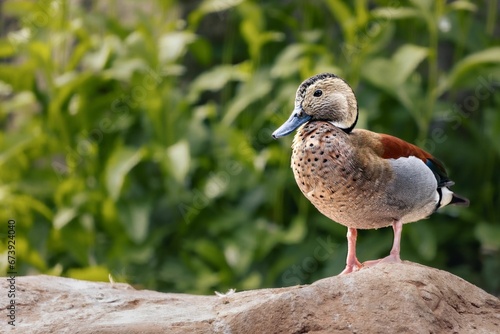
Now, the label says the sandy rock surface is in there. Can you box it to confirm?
[3,262,499,333]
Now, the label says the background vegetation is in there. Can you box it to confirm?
[0,0,499,295]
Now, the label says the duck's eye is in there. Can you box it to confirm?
[313,90,322,97]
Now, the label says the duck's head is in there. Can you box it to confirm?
[272,73,358,138]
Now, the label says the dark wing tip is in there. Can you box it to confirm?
[450,193,470,207]
[425,158,453,187]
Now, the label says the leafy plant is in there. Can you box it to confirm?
[0,0,498,295]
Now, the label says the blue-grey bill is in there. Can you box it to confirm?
[272,111,312,138]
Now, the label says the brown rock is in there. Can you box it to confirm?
[3,262,499,333]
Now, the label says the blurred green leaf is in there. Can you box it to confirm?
[159,32,196,64]
[325,0,355,42]
[82,38,113,72]
[0,39,16,57]
[240,271,262,290]
[281,217,307,244]
[192,239,227,269]
[67,266,110,282]
[54,207,78,230]
[222,71,273,125]
[119,201,152,244]
[199,0,244,13]
[188,63,249,102]
[371,7,420,20]
[166,140,190,183]
[59,221,94,266]
[189,37,213,66]
[0,132,37,166]
[0,63,35,91]
[105,146,144,200]
[362,44,428,91]
[447,1,477,12]
[104,58,148,81]
[392,45,428,85]
[442,47,500,92]
[271,44,307,78]
[410,0,432,11]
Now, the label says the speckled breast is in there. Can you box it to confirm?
[291,121,396,229]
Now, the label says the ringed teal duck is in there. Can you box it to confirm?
[272,73,469,274]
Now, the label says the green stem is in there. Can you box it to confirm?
[423,28,437,141]
[422,1,443,142]
[486,0,497,36]
[221,11,235,111]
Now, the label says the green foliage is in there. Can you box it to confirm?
[0,0,499,295]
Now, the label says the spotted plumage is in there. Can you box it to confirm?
[273,73,469,274]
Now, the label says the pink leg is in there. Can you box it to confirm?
[339,228,362,274]
[363,220,403,267]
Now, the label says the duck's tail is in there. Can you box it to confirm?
[438,187,470,209]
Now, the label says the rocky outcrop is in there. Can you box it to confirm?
[3,262,499,333]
